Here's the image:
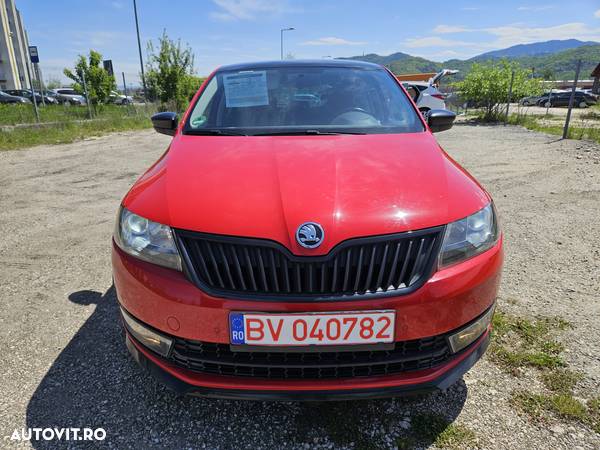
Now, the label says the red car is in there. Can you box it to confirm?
[113,60,502,400]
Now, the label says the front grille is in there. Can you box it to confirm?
[176,227,443,300]
[167,335,451,380]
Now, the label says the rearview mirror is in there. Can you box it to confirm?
[427,109,456,133]
[151,112,178,136]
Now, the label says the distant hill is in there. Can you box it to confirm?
[474,39,598,59]
[341,42,600,81]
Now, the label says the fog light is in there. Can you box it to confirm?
[121,308,173,357]
[448,306,495,353]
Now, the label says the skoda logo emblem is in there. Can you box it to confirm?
[296,222,324,249]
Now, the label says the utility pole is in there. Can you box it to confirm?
[504,70,515,125]
[133,0,147,102]
[25,63,39,122]
[35,63,45,106]
[81,71,93,119]
[563,59,582,140]
[280,27,295,60]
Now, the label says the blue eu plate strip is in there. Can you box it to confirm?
[230,313,246,344]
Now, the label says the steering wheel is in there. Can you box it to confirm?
[331,107,378,125]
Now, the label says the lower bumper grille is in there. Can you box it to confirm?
[166,335,452,380]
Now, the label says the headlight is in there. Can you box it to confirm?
[439,203,499,268]
[114,207,182,270]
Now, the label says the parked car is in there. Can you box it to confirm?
[50,88,87,105]
[4,89,58,105]
[402,69,459,114]
[108,91,133,105]
[0,90,30,104]
[537,91,597,108]
[519,95,542,106]
[113,60,502,400]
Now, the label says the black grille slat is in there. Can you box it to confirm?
[166,332,453,380]
[177,227,442,300]
[229,246,247,291]
[363,244,378,292]
[386,242,402,290]
[375,243,390,291]
[397,240,414,288]
[205,242,225,288]
[217,243,236,289]
[243,247,258,291]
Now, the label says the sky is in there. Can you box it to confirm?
[15,0,600,86]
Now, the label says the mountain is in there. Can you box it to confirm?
[474,39,598,59]
[341,43,600,81]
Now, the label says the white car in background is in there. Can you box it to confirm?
[109,91,133,105]
[50,88,87,105]
[402,69,459,115]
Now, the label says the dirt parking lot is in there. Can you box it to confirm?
[1,124,599,449]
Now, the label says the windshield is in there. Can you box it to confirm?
[185,65,424,135]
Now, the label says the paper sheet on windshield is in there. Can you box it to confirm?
[223,71,269,108]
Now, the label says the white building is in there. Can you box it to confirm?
[0,0,32,90]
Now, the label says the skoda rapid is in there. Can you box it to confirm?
[112,60,503,400]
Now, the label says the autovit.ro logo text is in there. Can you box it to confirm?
[6,428,106,442]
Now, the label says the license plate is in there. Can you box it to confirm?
[229,311,395,346]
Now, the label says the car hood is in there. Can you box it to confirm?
[123,132,489,255]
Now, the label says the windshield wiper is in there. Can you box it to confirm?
[185,129,248,136]
[253,129,366,136]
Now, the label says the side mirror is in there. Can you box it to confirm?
[151,112,178,136]
[427,109,456,133]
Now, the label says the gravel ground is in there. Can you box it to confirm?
[0,124,599,449]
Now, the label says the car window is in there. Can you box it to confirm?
[186,66,423,135]
[58,89,76,95]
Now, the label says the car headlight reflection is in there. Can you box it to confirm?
[114,207,182,271]
[439,203,499,268]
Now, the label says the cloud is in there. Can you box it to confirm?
[210,0,291,21]
[300,37,367,46]
[484,22,600,47]
[433,25,472,34]
[110,1,124,9]
[404,36,483,48]
[595,9,600,18]
[425,22,600,50]
[517,4,555,11]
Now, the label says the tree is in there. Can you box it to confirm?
[45,77,62,90]
[63,50,116,104]
[145,31,200,111]
[454,60,542,120]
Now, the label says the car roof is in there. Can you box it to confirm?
[216,59,383,72]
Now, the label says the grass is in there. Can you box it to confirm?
[512,392,600,433]
[493,310,599,434]
[397,413,477,450]
[0,103,157,150]
[490,310,570,372]
[541,369,584,394]
[506,113,600,144]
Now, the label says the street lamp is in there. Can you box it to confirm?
[280,27,295,60]
[133,0,147,102]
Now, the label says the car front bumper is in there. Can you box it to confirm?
[125,327,490,400]
[113,236,502,399]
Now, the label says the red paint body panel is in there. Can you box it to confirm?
[122,132,489,256]
[112,237,502,343]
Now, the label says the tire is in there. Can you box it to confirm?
[544,101,551,108]
[578,101,588,108]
